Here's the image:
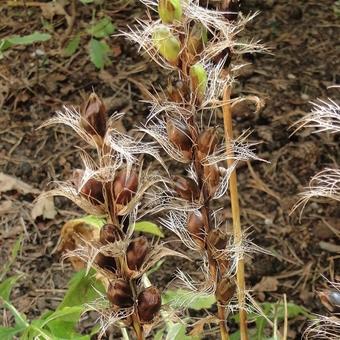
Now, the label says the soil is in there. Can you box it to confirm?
[0,0,339,339]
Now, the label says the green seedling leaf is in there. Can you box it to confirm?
[7,32,51,45]
[165,322,199,340]
[162,289,216,311]
[158,0,182,23]
[88,17,115,38]
[0,325,26,340]
[0,275,21,301]
[1,235,23,280]
[58,269,105,309]
[89,38,111,69]
[152,25,181,63]
[63,35,81,57]
[134,221,164,237]
[73,215,106,229]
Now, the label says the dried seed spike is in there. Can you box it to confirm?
[158,0,182,24]
[167,120,193,160]
[187,210,206,248]
[126,236,149,271]
[173,175,200,201]
[137,286,161,323]
[80,178,105,205]
[203,164,220,197]
[207,227,228,251]
[95,252,117,272]
[113,169,139,205]
[107,279,134,308]
[215,277,236,303]
[80,92,107,139]
[100,224,124,244]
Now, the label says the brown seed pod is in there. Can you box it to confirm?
[99,224,124,244]
[187,22,207,58]
[197,128,218,160]
[113,169,139,205]
[80,93,107,139]
[319,290,340,312]
[203,164,220,197]
[126,236,149,271]
[215,277,236,303]
[207,228,228,251]
[107,279,134,308]
[167,120,193,160]
[187,210,206,248]
[173,175,200,201]
[137,286,162,323]
[95,252,117,272]
[80,178,104,205]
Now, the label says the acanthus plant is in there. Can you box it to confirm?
[124,0,265,339]
[41,93,188,339]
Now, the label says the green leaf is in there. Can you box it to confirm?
[73,215,106,229]
[87,17,115,38]
[0,325,26,340]
[80,0,95,4]
[165,322,199,340]
[89,38,111,69]
[134,221,164,237]
[7,32,51,45]
[1,300,28,329]
[0,275,21,301]
[162,289,216,311]
[1,235,23,280]
[57,269,105,310]
[0,39,13,53]
[63,35,81,57]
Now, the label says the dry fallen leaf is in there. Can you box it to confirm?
[253,276,279,292]
[0,172,40,195]
[31,196,57,220]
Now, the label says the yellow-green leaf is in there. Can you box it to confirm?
[134,221,164,237]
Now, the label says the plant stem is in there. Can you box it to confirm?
[217,304,229,340]
[222,86,248,340]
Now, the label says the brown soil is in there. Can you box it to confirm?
[0,0,339,339]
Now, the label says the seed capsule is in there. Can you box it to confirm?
[126,236,149,271]
[80,93,107,139]
[207,228,228,250]
[152,25,181,64]
[215,277,236,303]
[113,169,138,205]
[99,224,123,244]
[158,0,182,24]
[167,120,192,160]
[189,63,208,102]
[197,128,218,159]
[80,178,104,205]
[187,22,207,57]
[173,175,200,201]
[95,252,116,272]
[187,210,206,248]
[203,164,220,197]
[319,290,340,312]
[107,279,134,308]
[137,286,162,323]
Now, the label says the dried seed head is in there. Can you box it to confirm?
[189,63,208,101]
[158,0,182,24]
[113,169,139,205]
[197,128,219,159]
[203,164,220,197]
[173,175,200,201]
[107,279,134,308]
[187,210,206,248]
[152,25,181,64]
[215,277,236,303]
[167,120,192,160]
[126,236,149,271]
[187,22,208,57]
[95,252,117,272]
[137,286,161,323]
[80,178,105,205]
[99,224,124,244]
[80,93,107,139]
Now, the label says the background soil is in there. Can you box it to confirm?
[0,0,339,339]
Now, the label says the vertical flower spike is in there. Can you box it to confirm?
[158,0,182,24]
[152,25,181,64]
[80,93,107,142]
